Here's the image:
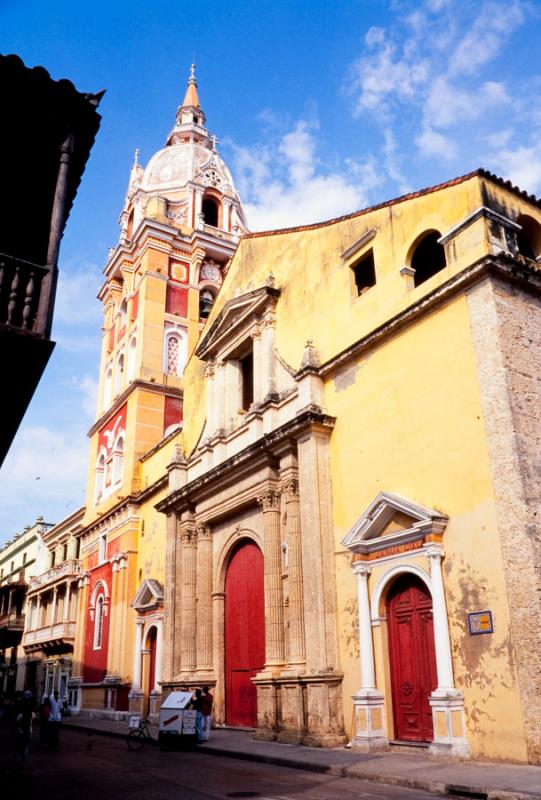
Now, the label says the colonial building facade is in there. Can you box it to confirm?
[67,69,541,763]
[70,67,247,717]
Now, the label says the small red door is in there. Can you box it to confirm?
[387,575,438,742]
[225,540,265,727]
[147,627,157,696]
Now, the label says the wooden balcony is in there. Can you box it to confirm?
[0,611,25,632]
[22,620,76,652]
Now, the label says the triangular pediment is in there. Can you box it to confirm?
[341,492,448,554]
[196,284,280,361]
[132,579,164,611]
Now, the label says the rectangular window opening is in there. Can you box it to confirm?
[240,351,254,411]
[352,249,376,296]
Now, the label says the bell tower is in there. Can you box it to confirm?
[85,65,248,515]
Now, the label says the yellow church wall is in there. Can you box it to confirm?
[327,295,527,761]
[139,271,168,381]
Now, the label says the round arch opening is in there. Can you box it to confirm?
[224,538,265,727]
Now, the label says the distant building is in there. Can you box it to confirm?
[0,517,53,695]
[22,507,84,702]
[0,53,102,466]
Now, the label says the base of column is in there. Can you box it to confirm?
[253,676,278,737]
[350,690,389,751]
[428,689,471,759]
[276,675,305,744]
[128,689,144,715]
[148,690,162,716]
[301,673,347,748]
[104,673,122,684]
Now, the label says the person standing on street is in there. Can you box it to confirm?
[201,686,213,742]
[49,689,62,749]
[191,688,204,743]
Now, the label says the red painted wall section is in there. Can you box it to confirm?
[166,284,188,317]
[225,540,265,727]
[163,397,182,433]
[130,291,139,321]
[83,561,112,683]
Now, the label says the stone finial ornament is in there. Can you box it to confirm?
[300,339,320,370]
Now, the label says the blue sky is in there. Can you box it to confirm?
[1,0,540,545]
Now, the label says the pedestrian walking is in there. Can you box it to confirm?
[49,689,62,749]
[191,688,204,743]
[39,696,51,748]
[201,686,213,741]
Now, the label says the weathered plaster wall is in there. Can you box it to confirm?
[467,276,541,763]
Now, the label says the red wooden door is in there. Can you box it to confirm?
[225,540,265,727]
[147,627,157,696]
[387,575,437,742]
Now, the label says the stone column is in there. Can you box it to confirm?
[180,520,198,674]
[258,490,285,669]
[297,424,346,747]
[282,478,305,670]
[63,582,71,622]
[72,575,89,680]
[154,617,163,692]
[261,308,277,400]
[426,545,471,758]
[223,197,232,231]
[35,594,42,629]
[194,187,204,226]
[350,563,387,751]
[205,362,215,437]
[116,556,129,680]
[196,524,213,675]
[163,512,180,682]
[50,587,58,626]
[132,619,144,691]
[252,325,262,404]
[214,361,226,432]
[106,559,120,678]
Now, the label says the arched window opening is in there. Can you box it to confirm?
[115,353,125,395]
[164,329,187,376]
[127,336,137,381]
[94,595,105,649]
[126,210,134,239]
[103,367,113,410]
[202,197,219,227]
[120,299,128,328]
[411,231,446,287]
[112,436,124,485]
[516,214,541,261]
[199,288,215,320]
[94,453,105,504]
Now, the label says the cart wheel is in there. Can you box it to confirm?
[127,729,146,750]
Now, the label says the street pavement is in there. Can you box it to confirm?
[0,725,449,800]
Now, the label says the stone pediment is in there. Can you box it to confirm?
[341,492,448,556]
[132,579,164,611]
[196,284,280,361]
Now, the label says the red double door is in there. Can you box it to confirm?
[225,540,265,727]
[387,575,438,742]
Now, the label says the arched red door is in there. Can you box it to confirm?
[147,627,157,697]
[387,574,438,742]
[225,540,265,727]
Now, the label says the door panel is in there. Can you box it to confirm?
[225,540,265,727]
[387,575,438,742]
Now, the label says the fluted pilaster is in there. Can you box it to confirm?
[283,478,305,668]
[258,490,285,668]
[196,524,213,673]
[180,521,198,673]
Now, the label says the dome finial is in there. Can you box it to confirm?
[182,61,201,108]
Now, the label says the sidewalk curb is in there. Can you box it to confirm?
[63,722,541,800]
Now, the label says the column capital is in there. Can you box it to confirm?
[135,618,145,628]
[195,523,212,541]
[180,529,197,545]
[353,562,372,578]
[204,362,215,379]
[425,544,445,561]
[281,477,299,499]
[257,489,281,511]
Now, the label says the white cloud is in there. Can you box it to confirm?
[231,118,382,230]
[55,260,103,326]
[346,0,535,187]
[493,145,541,193]
[69,374,99,418]
[0,425,89,526]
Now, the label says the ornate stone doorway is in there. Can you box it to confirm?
[386,574,437,743]
[224,540,265,727]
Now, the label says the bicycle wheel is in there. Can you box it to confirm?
[127,729,146,750]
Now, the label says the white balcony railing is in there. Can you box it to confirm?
[22,620,76,646]
[29,559,80,591]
